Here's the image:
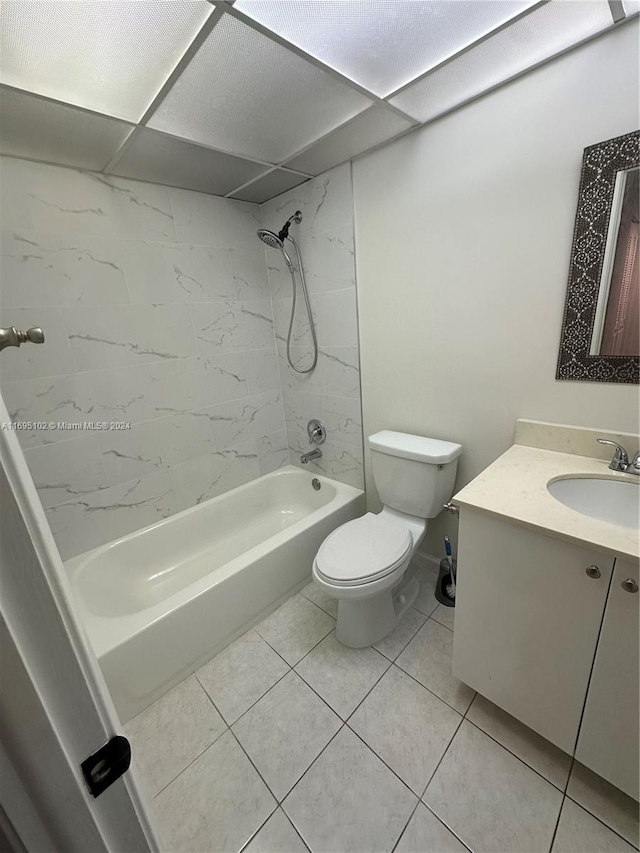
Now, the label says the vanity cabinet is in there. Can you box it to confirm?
[575,558,639,800]
[452,509,614,755]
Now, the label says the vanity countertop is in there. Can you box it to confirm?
[453,444,639,560]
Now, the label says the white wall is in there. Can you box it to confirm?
[353,21,640,555]
[0,157,287,558]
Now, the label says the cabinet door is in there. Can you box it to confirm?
[452,510,613,754]
[576,558,639,800]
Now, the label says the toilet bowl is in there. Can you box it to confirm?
[312,430,462,648]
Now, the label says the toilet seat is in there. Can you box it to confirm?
[315,512,412,587]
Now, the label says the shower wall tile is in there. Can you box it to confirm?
[202,391,285,450]
[23,435,110,510]
[244,349,280,395]
[24,162,177,242]
[0,230,130,307]
[278,345,361,400]
[169,188,262,249]
[257,430,290,475]
[0,157,285,558]
[123,241,236,304]
[62,303,197,369]
[262,162,363,490]
[147,355,249,416]
[1,366,156,449]
[191,299,274,354]
[169,440,261,510]
[46,470,176,560]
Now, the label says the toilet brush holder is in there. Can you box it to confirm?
[435,557,456,608]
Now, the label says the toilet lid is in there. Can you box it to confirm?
[315,513,412,585]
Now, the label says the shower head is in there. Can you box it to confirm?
[257,211,302,268]
[257,228,283,249]
[257,228,294,268]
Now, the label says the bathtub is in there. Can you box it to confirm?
[65,465,365,722]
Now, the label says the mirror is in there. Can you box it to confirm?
[557,130,639,383]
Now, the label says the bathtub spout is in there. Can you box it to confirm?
[300,448,322,464]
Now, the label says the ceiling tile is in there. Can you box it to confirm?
[390,1,614,123]
[0,1,213,122]
[148,12,372,163]
[110,129,267,196]
[0,87,133,171]
[229,169,310,204]
[284,106,414,175]
[234,0,538,97]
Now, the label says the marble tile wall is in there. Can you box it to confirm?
[261,163,364,489]
[0,157,288,559]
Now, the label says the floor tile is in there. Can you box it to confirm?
[373,608,427,661]
[349,666,461,795]
[233,671,341,801]
[424,721,563,853]
[467,693,572,790]
[256,594,335,665]
[295,630,390,719]
[300,580,338,618]
[283,726,417,853]
[196,629,289,725]
[243,808,309,853]
[125,675,226,797]
[411,561,440,617]
[552,798,636,853]
[154,730,277,853]
[395,803,469,853]
[567,762,640,848]
[396,620,475,714]
[431,603,455,631]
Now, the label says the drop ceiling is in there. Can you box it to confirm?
[0,0,634,203]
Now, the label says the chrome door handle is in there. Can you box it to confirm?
[585,565,601,579]
[621,578,638,593]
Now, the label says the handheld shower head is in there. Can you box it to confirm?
[257,228,294,268]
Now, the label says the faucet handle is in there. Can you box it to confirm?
[597,439,629,470]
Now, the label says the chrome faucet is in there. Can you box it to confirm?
[597,439,640,476]
[0,326,44,352]
[300,448,322,464]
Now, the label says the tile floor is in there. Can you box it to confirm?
[126,559,640,853]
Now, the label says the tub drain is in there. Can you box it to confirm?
[312,478,321,490]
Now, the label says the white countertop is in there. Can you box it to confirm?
[453,444,639,560]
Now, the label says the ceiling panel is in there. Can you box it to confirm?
[0,1,213,122]
[148,12,373,163]
[234,0,538,97]
[0,88,133,171]
[390,1,614,123]
[284,106,414,175]
[622,0,640,13]
[229,169,310,203]
[110,128,267,196]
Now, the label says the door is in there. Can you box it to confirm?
[452,509,614,754]
[0,394,159,853]
[575,557,639,800]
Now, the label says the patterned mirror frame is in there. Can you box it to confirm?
[556,129,639,383]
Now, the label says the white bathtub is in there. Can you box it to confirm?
[65,465,365,722]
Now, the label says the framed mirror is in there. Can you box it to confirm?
[557,130,639,383]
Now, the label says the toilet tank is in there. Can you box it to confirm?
[368,431,463,518]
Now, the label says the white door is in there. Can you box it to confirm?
[575,557,639,800]
[0,394,160,853]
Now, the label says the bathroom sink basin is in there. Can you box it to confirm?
[547,477,639,529]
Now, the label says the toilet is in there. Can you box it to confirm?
[312,430,462,648]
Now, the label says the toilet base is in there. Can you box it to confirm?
[335,573,419,648]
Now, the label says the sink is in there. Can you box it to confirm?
[548,476,639,529]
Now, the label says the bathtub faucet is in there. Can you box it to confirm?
[300,448,322,464]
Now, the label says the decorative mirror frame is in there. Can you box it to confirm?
[556,129,639,383]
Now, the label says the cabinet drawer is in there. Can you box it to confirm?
[452,509,613,754]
